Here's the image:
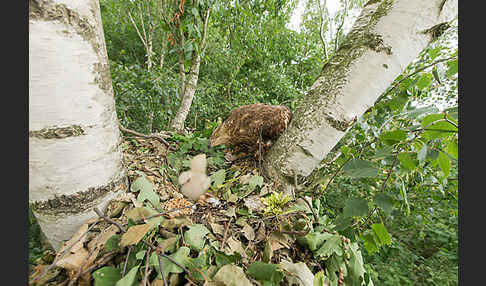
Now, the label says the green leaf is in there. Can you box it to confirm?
[115,265,139,286]
[438,151,451,178]
[418,143,428,164]
[346,243,366,284]
[104,234,121,252]
[210,169,226,188]
[131,176,160,206]
[398,152,418,171]
[421,114,457,139]
[428,46,441,59]
[386,93,408,111]
[247,262,284,284]
[343,198,369,218]
[214,251,241,267]
[400,182,410,216]
[343,159,379,178]
[93,266,121,286]
[361,233,379,254]
[416,73,433,90]
[314,271,327,286]
[404,105,439,119]
[445,59,458,77]
[447,140,458,159]
[371,223,391,245]
[432,66,441,84]
[371,146,394,160]
[373,193,393,215]
[212,264,253,286]
[315,235,342,257]
[248,175,264,190]
[333,215,354,231]
[150,247,191,278]
[184,224,210,251]
[380,130,407,146]
[297,231,334,251]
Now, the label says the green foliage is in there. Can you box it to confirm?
[94,1,459,285]
[261,192,292,216]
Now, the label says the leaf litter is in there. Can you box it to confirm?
[29,136,364,286]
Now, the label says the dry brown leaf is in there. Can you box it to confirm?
[224,237,246,258]
[269,232,290,251]
[57,221,90,256]
[56,247,89,273]
[120,224,151,247]
[209,222,225,236]
[256,222,266,241]
[87,224,119,252]
[244,195,266,212]
[156,236,179,253]
[239,173,252,185]
[241,223,255,241]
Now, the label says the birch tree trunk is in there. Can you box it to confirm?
[29,0,127,250]
[170,53,202,132]
[170,8,211,132]
[263,0,457,191]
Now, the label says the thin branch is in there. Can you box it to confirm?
[94,207,127,233]
[138,1,148,44]
[122,246,132,276]
[143,249,152,286]
[128,11,147,47]
[200,7,211,52]
[334,0,348,53]
[157,254,168,286]
[118,123,172,147]
[317,0,329,59]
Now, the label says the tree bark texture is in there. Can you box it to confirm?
[170,8,211,132]
[170,53,202,132]
[263,0,457,189]
[29,0,127,250]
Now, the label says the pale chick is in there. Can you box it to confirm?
[178,154,211,201]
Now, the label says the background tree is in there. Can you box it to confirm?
[29,0,127,250]
[263,0,458,192]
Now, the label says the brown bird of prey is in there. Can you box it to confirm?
[209,103,292,153]
[178,154,211,201]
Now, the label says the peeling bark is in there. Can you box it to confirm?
[263,0,457,192]
[29,0,126,250]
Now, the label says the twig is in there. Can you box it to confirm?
[143,249,152,286]
[157,254,168,286]
[220,217,233,250]
[80,251,117,275]
[94,207,127,233]
[122,246,132,276]
[119,124,171,147]
[333,0,348,53]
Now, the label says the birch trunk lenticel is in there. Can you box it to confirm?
[263,0,457,190]
[29,0,127,250]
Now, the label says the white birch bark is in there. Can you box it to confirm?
[29,0,127,250]
[264,0,457,188]
[170,54,202,131]
[170,8,211,132]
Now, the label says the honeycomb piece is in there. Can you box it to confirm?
[162,197,194,218]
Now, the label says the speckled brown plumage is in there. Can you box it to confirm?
[210,103,292,148]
